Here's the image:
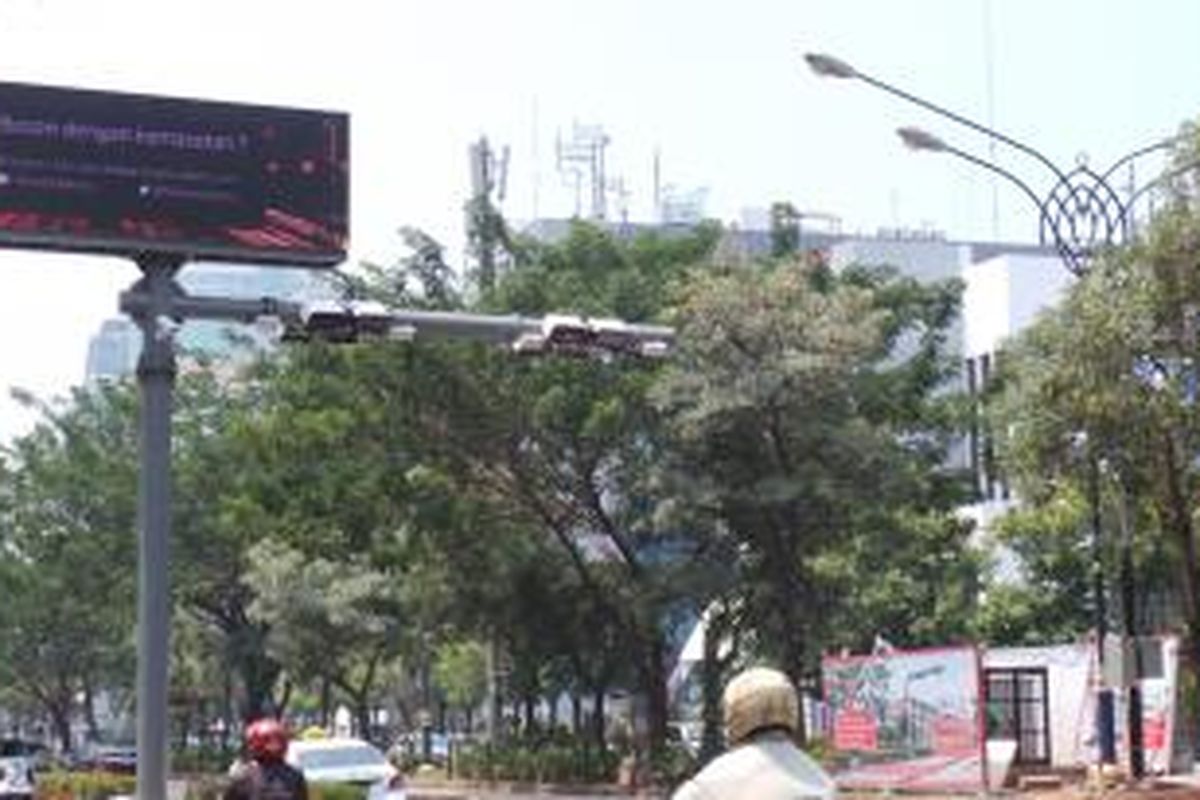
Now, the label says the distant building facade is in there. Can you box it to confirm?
[84,318,141,380]
[527,216,1072,511]
[84,264,335,381]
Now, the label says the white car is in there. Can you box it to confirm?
[287,738,405,800]
[0,740,38,800]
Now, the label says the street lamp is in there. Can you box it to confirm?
[804,51,1186,276]
[1071,432,1118,767]
[804,51,1185,776]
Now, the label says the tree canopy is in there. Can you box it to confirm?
[0,217,983,761]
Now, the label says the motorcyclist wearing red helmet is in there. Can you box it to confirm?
[224,718,308,800]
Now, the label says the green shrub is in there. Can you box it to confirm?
[453,740,619,785]
[182,776,366,800]
[310,783,368,800]
[535,745,575,784]
[34,770,369,800]
[647,742,696,790]
[35,771,137,800]
[804,736,834,766]
[182,776,225,800]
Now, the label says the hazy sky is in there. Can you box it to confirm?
[1,0,1198,443]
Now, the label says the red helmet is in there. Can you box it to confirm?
[245,718,288,762]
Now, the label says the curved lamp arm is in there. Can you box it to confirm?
[807,51,1070,187]
[1101,138,1179,183]
[1120,158,1200,223]
[897,127,1051,238]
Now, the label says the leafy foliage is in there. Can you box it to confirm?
[655,256,976,709]
[988,124,1200,711]
[0,384,138,749]
[0,217,986,761]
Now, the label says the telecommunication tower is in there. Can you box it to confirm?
[467,135,510,290]
[556,123,611,220]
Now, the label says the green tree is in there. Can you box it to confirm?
[655,256,975,739]
[171,367,290,722]
[990,122,1200,722]
[971,491,1097,645]
[335,221,726,756]
[0,384,138,749]
[432,640,487,732]
[248,538,407,735]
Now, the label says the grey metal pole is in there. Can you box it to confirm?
[115,279,677,800]
[1090,456,1116,763]
[484,635,497,743]
[1117,478,1145,779]
[131,256,182,800]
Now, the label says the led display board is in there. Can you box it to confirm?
[0,82,348,266]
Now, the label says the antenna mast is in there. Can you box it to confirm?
[556,122,611,220]
[468,135,509,291]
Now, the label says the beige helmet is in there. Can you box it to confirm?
[723,666,799,744]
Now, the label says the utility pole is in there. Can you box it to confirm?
[1090,455,1116,764]
[468,136,506,292]
[129,255,181,800]
[1117,476,1145,779]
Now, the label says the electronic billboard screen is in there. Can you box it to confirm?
[0,82,348,266]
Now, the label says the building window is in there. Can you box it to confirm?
[985,668,1051,764]
[966,357,981,500]
[979,353,996,499]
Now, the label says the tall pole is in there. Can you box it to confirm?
[805,53,1180,776]
[484,634,497,742]
[469,137,497,292]
[1118,478,1145,779]
[131,255,182,800]
[116,281,677,800]
[1090,456,1116,764]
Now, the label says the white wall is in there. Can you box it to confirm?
[962,252,1072,358]
[984,643,1093,769]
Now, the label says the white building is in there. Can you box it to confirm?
[830,232,1073,578]
[958,249,1075,542]
[84,264,336,381]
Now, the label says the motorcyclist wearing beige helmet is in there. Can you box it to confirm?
[672,666,835,800]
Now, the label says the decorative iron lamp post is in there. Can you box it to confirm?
[803,50,1195,777]
[804,51,1183,276]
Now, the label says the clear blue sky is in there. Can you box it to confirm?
[1,0,1197,442]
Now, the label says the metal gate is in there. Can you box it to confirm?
[985,668,1051,764]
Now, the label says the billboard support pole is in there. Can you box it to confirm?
[129,254,183,800]
[113,280,677,800]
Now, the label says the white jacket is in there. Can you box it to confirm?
[671,732,836,800]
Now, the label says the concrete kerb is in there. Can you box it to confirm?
[406,778,664,797]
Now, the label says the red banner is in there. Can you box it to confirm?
[822,646,986,793]
[931,714,977,755]
[834,708,879,751]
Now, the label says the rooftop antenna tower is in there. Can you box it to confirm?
[468,135,510,290]
[653,147,662,223]
[556,122,611,220]
[608,176,631,227]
